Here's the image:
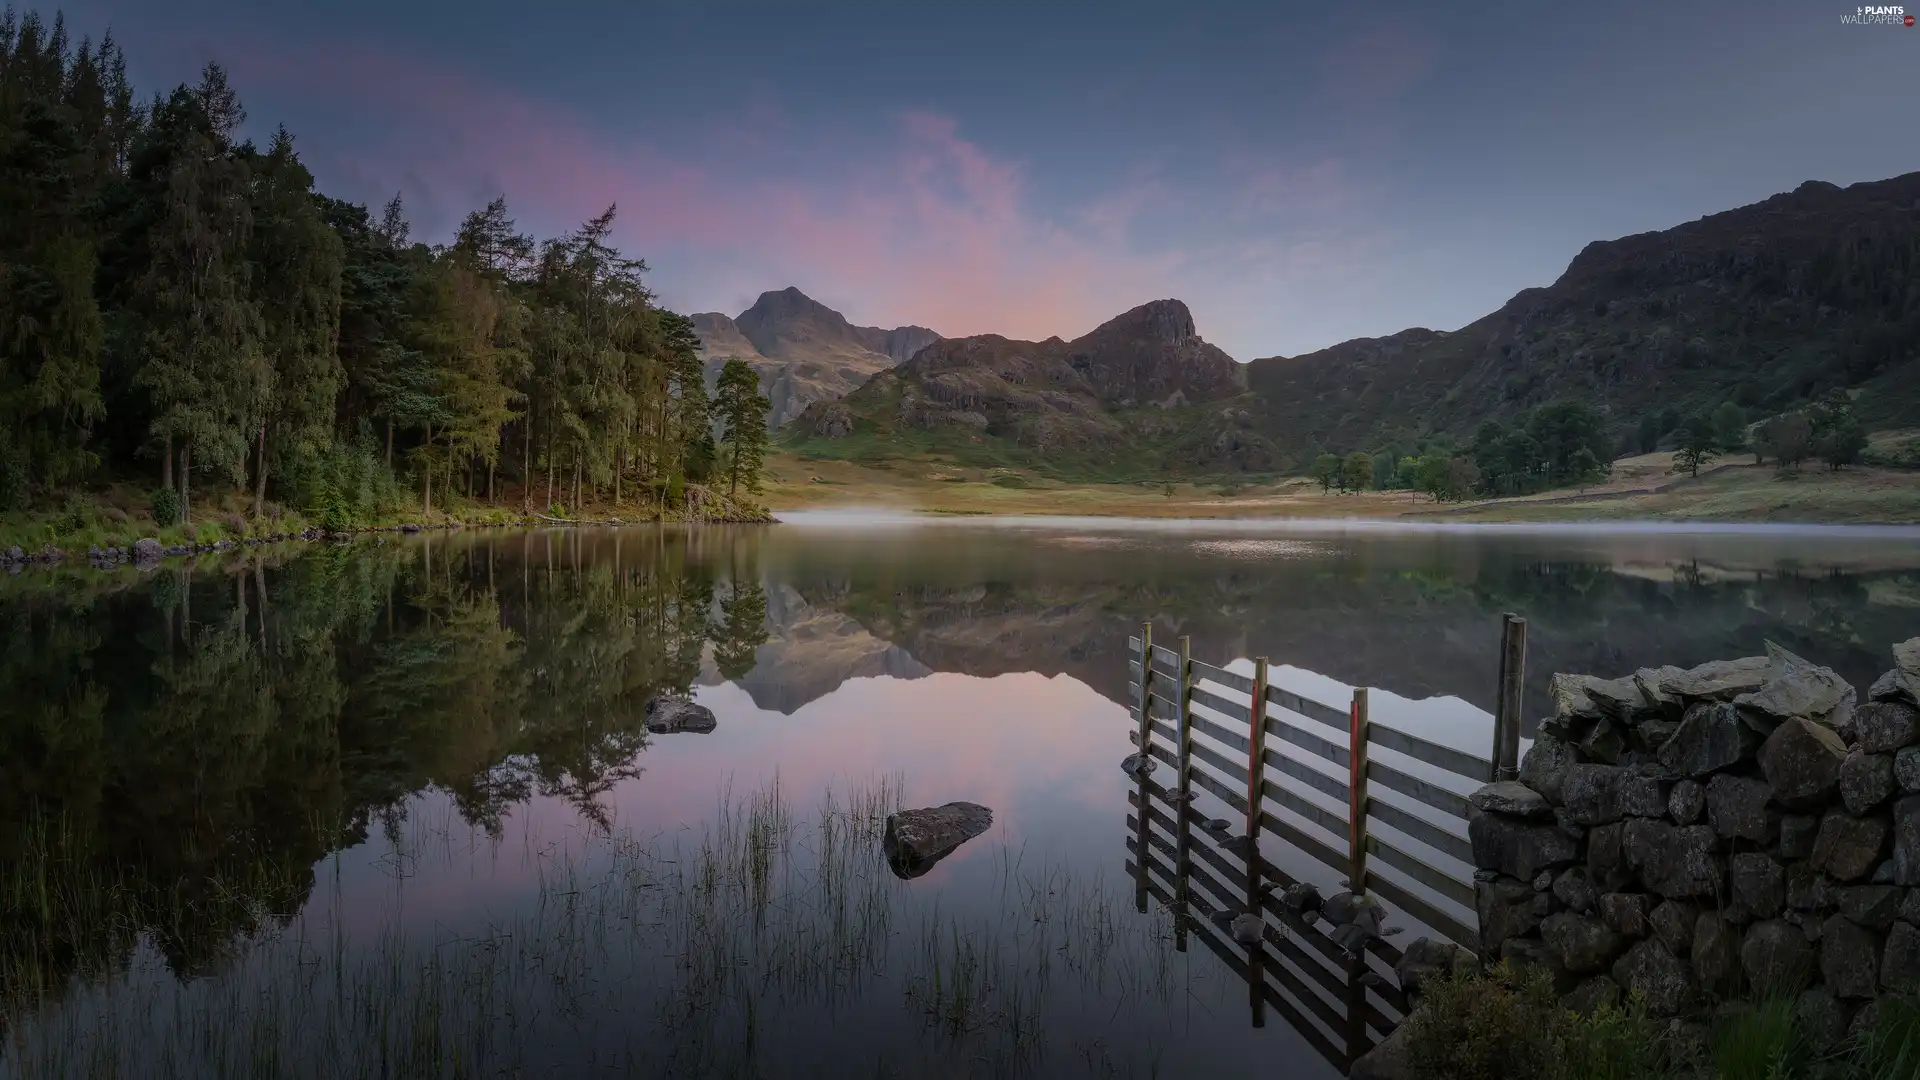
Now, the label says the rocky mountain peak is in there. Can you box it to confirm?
[1093,299,1196,348]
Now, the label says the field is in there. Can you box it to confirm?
[764,449,1920,524]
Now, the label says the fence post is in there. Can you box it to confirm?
[1174,635,1193,954]
[1495,614,1527,781]
[1133,623,1154,915]
[1245,657,1270,843]
[1135,622,1155,758]
[1348,687,1370,894]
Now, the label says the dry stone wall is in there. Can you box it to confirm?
[1467,637,1920,1043]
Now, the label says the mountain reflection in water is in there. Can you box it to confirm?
[2,522,1916,1078]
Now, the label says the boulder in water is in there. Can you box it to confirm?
[644,694,717,734]
[883,802,993,879]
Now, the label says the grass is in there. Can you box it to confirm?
[1,778,1194,1080]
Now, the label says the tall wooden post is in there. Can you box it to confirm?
[1174,635,1193,954]
[1135,622,1155,759]
[1495,614,1528,781]
[1245,657,1272,1027]
[1133,622,1154,914]
[1348,687,1370,894]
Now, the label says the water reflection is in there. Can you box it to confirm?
[1,522,1916,1077]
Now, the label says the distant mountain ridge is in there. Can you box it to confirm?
[690,287,939,427]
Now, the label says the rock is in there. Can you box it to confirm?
[1856,701,1920,753]
[1899,747,1920,793]
[1202,818,1232,833]
[1841,751,1897,814]
[1542,912,1625,974]
[1742,919,1816,996]
[1563,974,1623,1015]
[1120,753,1156,776]
[1577,716,1627,765]
[1633,719,1680,757]
[1623,819,1723,899]
[1395,937,1478,999]
[1812,809,1889,883]
[1884,920,1920,992]
[1796,986,1852,1053]
[1729,853,1786,922]
[1598,892,1652,938]
[1518,731,1576,804]
[1349,1023,1413,1080]
[882,802,993,879]
[1532,870,1554,891]
[1758,717,1849,809]
[1898,795,1920,887]
[1836,885,1903,929]
[1779,814,1820,859]
[1550,672,1607,720]
[1733,641,1856,731]
[1875,669,1918,706]
[1787,862,1834,911]
[1651,900,1697,956]
[1905,888,1920,926]
[1881,639,1920,704]
[1588,674,1654,721]
[1563,764,1626,825]
[1634,665,1691,712]
[1331,922,1375,955]
[1587,822,1633,891]
[1469,810,1578,883]
[1477,875,1543,955]
[1499,936,1560,978]
[132,538,162,562]
[4,546,21,562]
[1693,912,1741,993]
[1658,699,1758,772]
[643,694,717,734]
[1619,766,1672,818]
[1552,867,1598,914]
[1668,779,1706,825]
[1323,891,1386,934]
[1821,915,1880,998]
[1553,807,1587,843]
[1849,1000,1887,1045]
[1878,859,1898,883]
[1664,656,1773,702]
[1612,939,1692,1016]
[1705,774,1777,844]
[1229,912,1264,945]
[1467,781,1552,819]
[1280,882,1323,916]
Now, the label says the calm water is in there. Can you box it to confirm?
[3,517,1918,1079]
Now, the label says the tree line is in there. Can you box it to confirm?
[0,10,770,527]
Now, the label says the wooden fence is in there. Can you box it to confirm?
[1123,618,1526,1068]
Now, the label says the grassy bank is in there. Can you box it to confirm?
[764,450,1920,524]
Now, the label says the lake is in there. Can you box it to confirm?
[3,515,1918,1079]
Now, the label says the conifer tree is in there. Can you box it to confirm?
[715,358,770,498]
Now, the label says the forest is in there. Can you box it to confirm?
[0,9,771,532]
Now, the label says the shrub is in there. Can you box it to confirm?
[1851,994,1920,1080]
[991,474,1027,488]
[150,486,182,527]
[1403,962,1558,1079]
[1713,998,1807,1080]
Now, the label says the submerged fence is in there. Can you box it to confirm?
[1122,618,1527,1069]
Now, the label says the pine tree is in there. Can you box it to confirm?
[715,357,769,499]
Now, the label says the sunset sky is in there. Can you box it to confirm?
[53,0,1920,359]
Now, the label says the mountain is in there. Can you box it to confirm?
[1242,173,1920,459]
[690,287,940,428]
[790,299,1259,472]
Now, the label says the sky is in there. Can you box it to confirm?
[47,0,1920,359]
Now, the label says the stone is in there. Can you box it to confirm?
[132,537,162,562]
[1349,1022,1413,1080]
[1577,716,1626,765]
[1758,717,1849,809]
[1619,766,1672,818]
[1899,747,1920,793]
[1623,819,1723,899]
[642,694,717,734]
[1659,702,1757,777]
[1469,809,1578,883]
[1741,919,1816,996]
[1905,888,1920,925]
[883,802,993,879]
[1323,891,1386,934]
[1587,822,1632,891]
[1841,750,1898,814]
[1787,862,1833,911]
[1875,669,1918,706]
[1562,974,1623,1015]
[1499,937,1561,982]
[1634,665,1691,711]
[1553,808,1587,842]
[1518,731,1576,804]
[1779,814,1820,859]
[1666,656,1773,702]
[1633,719,1680,756]
[1467,781,1552,819]
[1280,882,1323,916]
[1693,913,1741,993]
[1836,885,1903,929]
[1884,920,1920,992]
[1120,753,1156,776]
[1795,986,1852,1053]
[1856,701,1920,753]
[1477,875,1542,955]
[1230,912,1264,945]
[1735,641,1857,731]
[1729,853,1786,922]
[1394,937,1477,1000]
[1888,638,1920,702]
[1550,672,1606,720]
[1650,900,1696,956]
[1541,912,1625,974]
[1705,774,1777,844]
[1533,869,1555,891]
[1812,809,1889,883]
[1552,867,1598,914]
[1821,915,1880,998]
[1563,764,1626,825]
[1668,779,1706,825]
[1598,892,1651,938]
[1849,1000,1887,1044]
[1897,795,1920,886]
[1612,939,1692,1016]
[1587,674,1654,721]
